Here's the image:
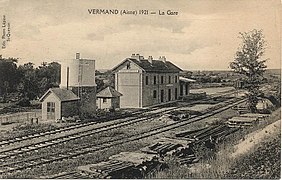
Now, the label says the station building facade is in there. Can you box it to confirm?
[112,54,183,108]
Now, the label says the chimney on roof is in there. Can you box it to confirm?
[131,53,144,61]
[148,56,153,64]
[76,52,80,59]
[159,56,166,62]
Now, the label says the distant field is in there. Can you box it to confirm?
[265,69,281,75]
[190,87,235,95]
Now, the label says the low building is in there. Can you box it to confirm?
[179,76,196,97]
[39,88,80,120]
[96,86,122,110]
[112,54,182,108]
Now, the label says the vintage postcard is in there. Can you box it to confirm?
[0,0,281,179]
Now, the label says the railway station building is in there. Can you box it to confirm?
[112,54,183,108]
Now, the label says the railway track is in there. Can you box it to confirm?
[0,97,246,175]
[0,90,240,156]
[0,89,240,148]
[0,103,184,149]
[0,107,176,159]
[0,108,153,147]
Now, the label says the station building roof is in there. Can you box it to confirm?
[112,57,182,73]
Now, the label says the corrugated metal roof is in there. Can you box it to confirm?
[97,86,122,98]
[39,88,80,102]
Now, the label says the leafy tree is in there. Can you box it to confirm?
[230,29,267,112]
[0,56,62,104]
[96,78,105,92]
[17,61,61,101]
[0,56,21,100]
[36,62,61,97]
[17,62,39,100]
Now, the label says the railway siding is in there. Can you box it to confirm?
[0,97,245,175]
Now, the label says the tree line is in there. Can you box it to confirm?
[0,56,61,103]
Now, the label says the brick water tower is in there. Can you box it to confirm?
[60,53,96,117]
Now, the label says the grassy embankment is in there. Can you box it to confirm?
[154,108,281,179]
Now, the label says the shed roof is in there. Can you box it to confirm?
[179,76,196,82]
[39,88,80,102]
[112,58,182,73]
[97,86,122,98]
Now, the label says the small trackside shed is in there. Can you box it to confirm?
[96,86,122,110]
[39,88,80,121]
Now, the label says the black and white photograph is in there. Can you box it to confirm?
[0,0,281,179]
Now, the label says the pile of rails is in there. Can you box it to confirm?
[76,137,200,178]
[227,113,269,127]
[175,124,240,145]
[76,124,243,178]
[77,152,165,179]
[141,137,198,165]
[75,122,253,178]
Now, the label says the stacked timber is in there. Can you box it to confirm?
[141,137,189,155]
[175,125,240,144]
[140,137,199,165]
[227,116,259,127]
[77,152,164,178]
[239,113,269,120]
[110,152,166,177]
[78,160,135,178]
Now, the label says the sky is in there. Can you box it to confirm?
[0,0,281,70]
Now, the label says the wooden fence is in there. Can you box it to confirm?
[0,112,41,125]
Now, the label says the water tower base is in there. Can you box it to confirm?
[71,86,97,119]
